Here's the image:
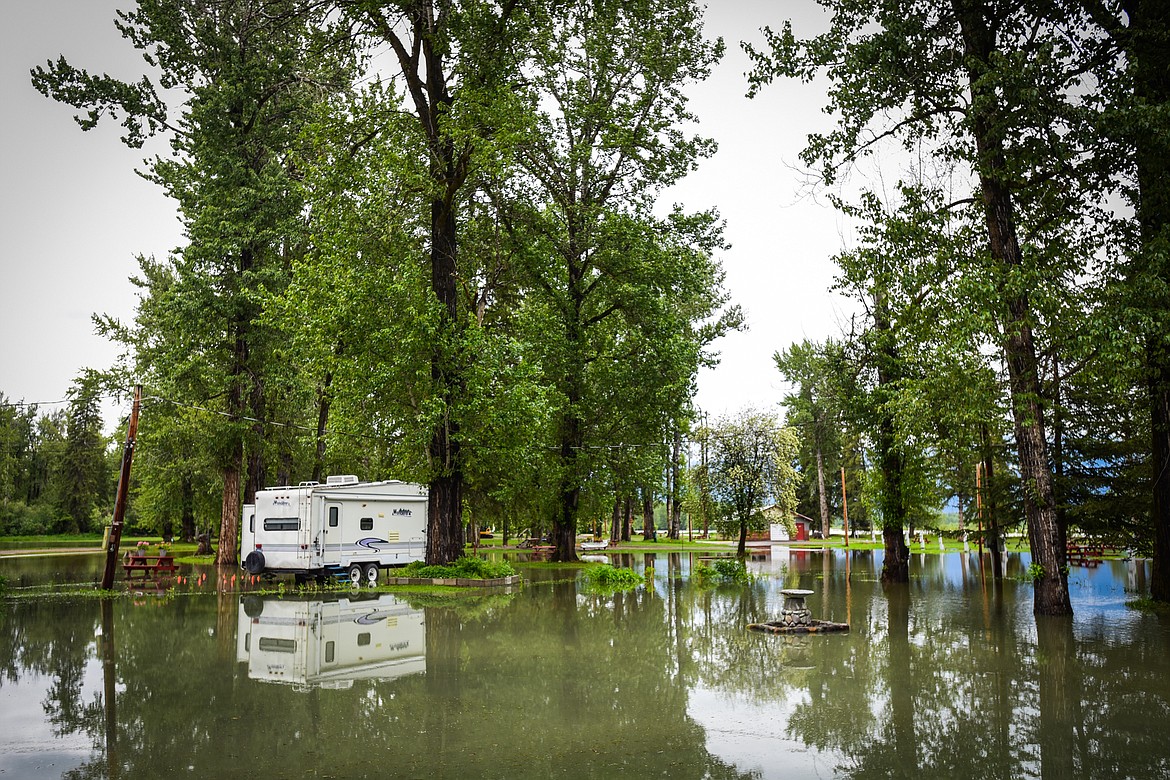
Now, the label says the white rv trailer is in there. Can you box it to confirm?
[241,475,427,584]
[236,593,426,689]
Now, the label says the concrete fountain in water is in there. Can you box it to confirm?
[747,588,850,634]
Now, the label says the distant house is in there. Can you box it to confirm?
[763,506,811,542]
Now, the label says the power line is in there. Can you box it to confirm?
[0,397,76,409]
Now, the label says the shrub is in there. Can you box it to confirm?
[401,556,516,580]
[0,502,61,536]
[582,563,641,591]
[694,557,751,585]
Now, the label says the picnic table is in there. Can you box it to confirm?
[1065,541,1128,567]
[123,554,178,579]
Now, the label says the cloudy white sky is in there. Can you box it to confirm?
[1,1,852,424]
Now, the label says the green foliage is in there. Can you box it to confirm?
[581,564,642,591]
[706,409,801,556]
[57,373,110,534]
[0,502,64,537]
[776,339,848,532]
[23,0,742,570]
[504,0,738,549]
[401,556,516,581]
[1126,597,1170,614]
[693,558,751,586]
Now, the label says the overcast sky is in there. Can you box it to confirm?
[0,1,852,425]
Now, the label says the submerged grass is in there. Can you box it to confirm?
[580,563,641,593]
[1127,596,1170,613]
[693,558,752,586]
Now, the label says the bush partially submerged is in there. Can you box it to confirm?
[402,556,516,580]
[694,558,751,585]
[582,563,641,591]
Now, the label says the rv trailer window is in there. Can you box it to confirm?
[328,506,339,527]
[360,517,373,531]
[257,637,297,653]
[357,632,371,647]
[263,517,299,532]
[249,514,254,533]
[325,641,335,663]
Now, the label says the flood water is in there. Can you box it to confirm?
[2,548,1168,779]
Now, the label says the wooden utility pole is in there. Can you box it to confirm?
[841,466,850,548]
[975,461,984,557]
[101,385,142,590]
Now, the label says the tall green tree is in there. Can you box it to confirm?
[57,374,110,534]
[1079,0,1170,601]
[708,409,800,558]
[0,397,37,511]
[776,338,844,539]
[746,0,1104,613]
[341,0,536,564]
[511,0,736,561]
[35,1,355,564]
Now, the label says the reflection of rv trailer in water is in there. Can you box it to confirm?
[241,476,427,584]
[236,594,426,689]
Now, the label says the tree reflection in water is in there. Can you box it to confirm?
[4,551,1169,779]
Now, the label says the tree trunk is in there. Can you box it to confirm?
[642,487,656,542]
[875,286,909,583]
[953,0,1070,615]
[217,326,248,567]
[623,496,633,542]
[311,368,333,484]
[982,424,1003,580]
[553,364,583,562]
[427,468,463,565]
[425,188,465,566]
[216,459,240,566]
[611,495,621,544]
[815,438,831,539]
[553,479,580,563]
[882,526,910,582]
[670,426,682,539]
[244,377,266,503]
[180,474,196,542]
[277,451,292,490]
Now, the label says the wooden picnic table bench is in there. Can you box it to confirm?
[123,554,178,578]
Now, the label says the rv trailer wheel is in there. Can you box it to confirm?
[243,551,265,575]
[348,564,364,585]
[364,563,379,586]
[242,595,264,618]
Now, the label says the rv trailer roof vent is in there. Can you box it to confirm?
[326,474,359,485]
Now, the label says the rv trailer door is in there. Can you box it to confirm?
[322,502,342,565]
